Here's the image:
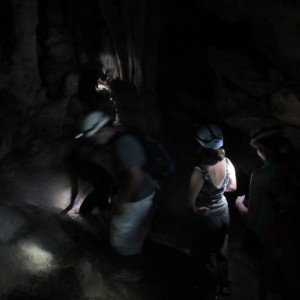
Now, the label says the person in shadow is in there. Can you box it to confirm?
[235,120,296,300]
[75,110,158,282]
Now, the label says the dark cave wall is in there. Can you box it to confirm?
[0,0,299,269]
[0,0,172,161]
[193,0,300,130]
[0,0,299,173]
[158,0,300,127]
[156,0,300,183]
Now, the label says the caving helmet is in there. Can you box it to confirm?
[196,124,223,149]
[250,123,284,146]
[75,111,111,139]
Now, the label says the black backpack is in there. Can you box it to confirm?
[139,135,175,178]
[113,130,175,179]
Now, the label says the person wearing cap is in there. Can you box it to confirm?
[187,124,237,300]
[235,123,286,233]
[68,111,114,218]
[235,122,293,300]
[76,110,157,281]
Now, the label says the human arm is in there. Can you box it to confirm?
[112,134,146,212]
[113,165,144,213]
[235,195,247,216]
[235,170,266,224]
[225,158,237,192]
[187,168,204,213]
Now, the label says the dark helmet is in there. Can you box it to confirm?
[250,123,284,146]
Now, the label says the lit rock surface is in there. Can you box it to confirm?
[0,160,257,300]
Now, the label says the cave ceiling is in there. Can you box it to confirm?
[0,0,299,160]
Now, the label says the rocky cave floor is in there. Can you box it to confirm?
[0,154,258,300]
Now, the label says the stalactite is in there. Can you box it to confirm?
[9,0,45,106]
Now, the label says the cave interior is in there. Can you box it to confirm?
[0,0,299,299]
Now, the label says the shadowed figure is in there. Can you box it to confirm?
[60,138,114,239]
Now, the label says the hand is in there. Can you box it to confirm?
[235,195,245,207]
[196,206,210,216]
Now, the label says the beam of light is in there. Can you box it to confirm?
[53,187,72,209]
[95,83,109,91]
[19,240,54,273]
[55,179,93,213]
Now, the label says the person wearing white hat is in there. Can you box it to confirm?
[76,111,157,282]
[187,124,237,300]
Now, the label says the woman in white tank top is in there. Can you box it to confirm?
[187,124,237,300]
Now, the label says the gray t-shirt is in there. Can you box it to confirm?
[113,134,156,202]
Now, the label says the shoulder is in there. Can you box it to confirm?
[194,166,206,180]
[191,166,204,182]
[224,157,234,166]
[113,131,146,161]
[251,167,270,186]
[114,132,143,148]
[253,164,271,177]
[112,132,146,169]
[252,168,266,180]
[116,133,140,143]
[224,157,235,170]
[195,165,205,173]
